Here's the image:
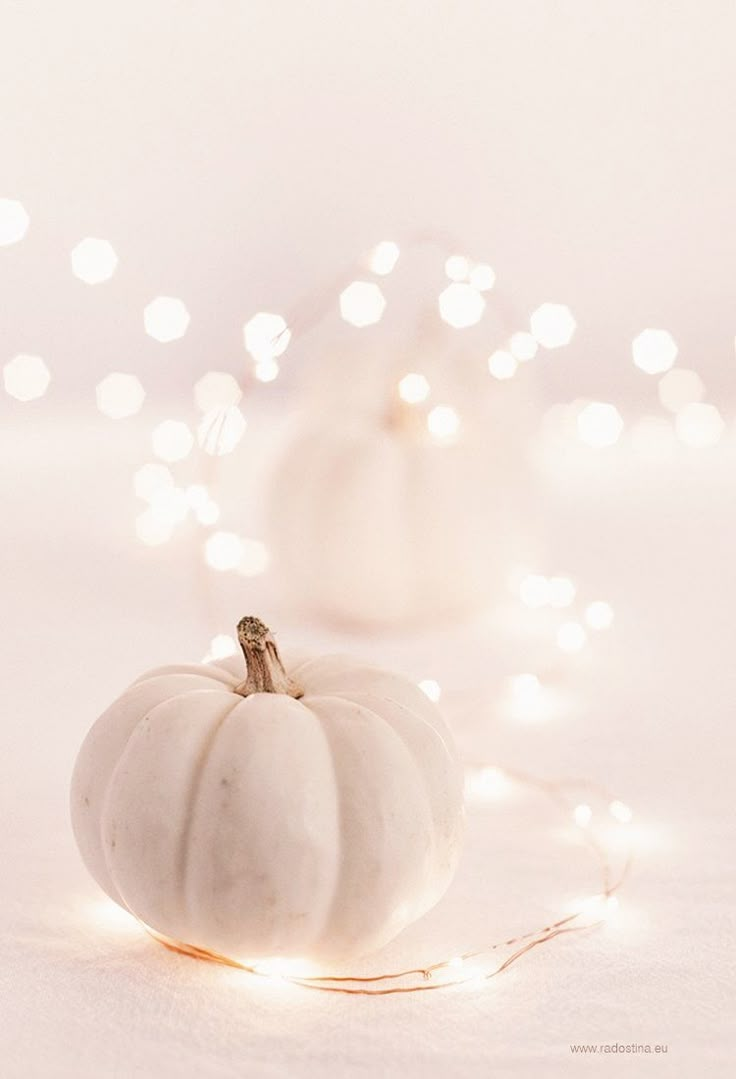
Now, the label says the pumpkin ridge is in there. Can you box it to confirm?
[97,690,237,926]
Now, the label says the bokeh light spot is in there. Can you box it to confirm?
[144,297,190,343]
[151,420,193,462]
[70,237,118,284]
[194,371,242,412]
[96,373,145,419]
[632,329,677,374]
[3,354,50,401]
[339,281,386,327]
[438,282,485,328]
[0,198,29,245]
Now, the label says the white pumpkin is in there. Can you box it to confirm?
[71,616,464,965]
[267,395,538,627]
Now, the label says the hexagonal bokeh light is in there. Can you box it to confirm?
[144,296,190,342]
[0,198,29,245]
[194,371,243,413]
[438,282,485,328]
[3,354,51,401]
[151,420,194,461]
[398,372,430,404]
[488,350,518,380]
[658,368,704,413]
[632,328,677,374]
[576,402,624,448]
[197,406,247,456]
[243,312,291,361]
[70,237,118,284]
[95,373,145,419]
[530,303,576,348]
[369,241,400,276]
[339,281,386,327]
[675,402,724,447]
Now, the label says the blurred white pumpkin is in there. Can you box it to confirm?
[71,616,464,965]
[268,357,538,627]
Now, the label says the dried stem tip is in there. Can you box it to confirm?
[234,616,302,698]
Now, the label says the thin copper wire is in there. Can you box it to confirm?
[145,767,633,996]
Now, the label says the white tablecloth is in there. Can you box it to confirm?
[1,411,733,1077]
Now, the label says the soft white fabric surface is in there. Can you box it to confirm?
[1,412,733,1077]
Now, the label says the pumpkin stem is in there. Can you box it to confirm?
[234,616,303,699]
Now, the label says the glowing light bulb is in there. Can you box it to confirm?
[547,576,576,608]
[585,601,614,630]
[244,312,290,361]
[609,800,633,824]
[438,283,485,328]
[509,332,538,361]
[632,329,677,374]
[70,237,118,283]
[151,420,193,462]
[3,354,51,401]
[398,372,430,404]
[204,531,243,571]
[675,402,724,447]
[95,373,145,418]
[576,402,624,448]
[573,803,593,828]
[427,405,460,443]
[530,303,576,348]
[254,358,279,382]
[418,679,441,702]
[370,240,400,275]
[519,574,550,608]
[469,263,495,291]
[0,198,29,245]
[144,297,190,342]
[339,281,386,327]
[557,621,587,653]
[488,350,518,380]
[465,766,510,802]
[194,371,242,412]
[657,368,704,413]
[236,538,270,577]
[197,406,247,456]
[445,255,469,281]
[205,634,238,661]
[134,464,173,502]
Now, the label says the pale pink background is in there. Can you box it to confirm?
[1,3,735,1077]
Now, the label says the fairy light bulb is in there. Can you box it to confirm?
[418,679,441,702]
[370,241,400,275]
[488,350,518,380]
[427,405,460,443]
[398,372,430,404]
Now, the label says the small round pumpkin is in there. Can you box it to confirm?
[70,617,464,964]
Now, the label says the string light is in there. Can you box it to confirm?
[194,371,243,412]
[243,312,291,361]
[0,197,29,245]
[444,254,469,281]
[585,601,614,630]
[657,368,704,413]
[488,350,518,380]
[339,281,386,327]
[632,329,677,375]
[509,331,538,361]
[557,621,587,653]
[3,353,51,401]
[135,765,633,995]
[438,282,485,328]
[70,237,118,284]
[151,420,194,462]
[197,406,247,456]
[144,296,190,342]
[398,372,430,404]
[95,373,145,419]
[675,402,724,447]
[418,678,441,702]
[577,402,624,448]
[469,263,495,291]
[530,303,576,348]
[370,241,400,276]
[427,404,460,443]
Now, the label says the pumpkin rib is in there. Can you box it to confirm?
[304,693,436,956]
[178,695,244,931]
[98,689,237,928]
